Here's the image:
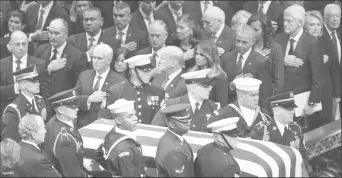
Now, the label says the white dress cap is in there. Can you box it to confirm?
[107,99,135,114]
[206,117,240,133]
[123,54,152,68]
[181,68,211,80]
[233,77,262,91]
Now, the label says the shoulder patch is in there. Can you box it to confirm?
[118,152,130,158]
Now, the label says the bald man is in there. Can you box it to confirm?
[274,5,323,128]
[0,31,45,116]
[74,44,125,129]
[34,18,86,120]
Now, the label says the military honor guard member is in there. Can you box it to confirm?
[250,91,309,161]
[151,69,221,132]
[155,103,194,177]
[44,89,88,177]
[207,78,271,138]
[194,117,241,177]
[16,114,61,177]
[1,65,46,142]
[95,99,145,177]
[98,54,165,124]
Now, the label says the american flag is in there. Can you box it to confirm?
[80,119,305,177]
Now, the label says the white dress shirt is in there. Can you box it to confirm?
[116,25,129,44]
[21,91,34,107]
[22,140,41,151]
[258,1,271,14]
[275,120,287,136]
[239,106,257,127]
[140,8,154,28]
[116,126,137,141]
[86,29,102,48]
[164,69,182,89]
[237,48,252,70]
[92,68,110,91]
[200,1,213,14]
[213,24,224,43]
[50,41,67,60]
[188,94,203,113]
[168,129,184,143]
[37,1,54,29]
[285,28,304,56]
[324,23,341,64]
[12,53,28,76]
[168,4,183,23]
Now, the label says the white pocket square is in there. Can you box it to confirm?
[323,55,329,63]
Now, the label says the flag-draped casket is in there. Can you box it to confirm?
[80,119,305,177]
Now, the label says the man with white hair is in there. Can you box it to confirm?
[231,10,252,31]
[201,6,236,56]
[274,5,323,121]
[16,114,61,177]
[151,46,187,99]
[74,44,125,129]
[1,65,47,142]
[207,78,272,138]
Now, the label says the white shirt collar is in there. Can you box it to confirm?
[324,23,336,36]
[167,69,182,81]
[22,140,41,151]
[152,44,166,53]
[116,24,129,34]
[259,1,271,13]
[140,8,153,20]
[52,41,67,56]
[13,53,28,64]
[188,93,203,112]
[86,29,102,43]
[274,120,287,136]
[168,129,184,143]
[95,67,110,80]
[39,1,54,13]
[239,105,256,126]
[115,126,137,141]
[56,116,74,128]
[214,24,225,40]
[290,28,304,41]
[21,91,34,105]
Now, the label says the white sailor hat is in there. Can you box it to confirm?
[123,54,156,70]
[107,99,135,114]
[181,69,215,86]
[13,65,39,82]
[206,117,239,133]
[233,77,262,91]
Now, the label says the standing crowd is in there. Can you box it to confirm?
[0,0,341,177]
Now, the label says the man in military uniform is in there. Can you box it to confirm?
[194,117,241,177]
[1,65,46,142]
[95,99,145,177]
[155,103,194,177]
[44,89,88,177]
[249,91,309,161]
[98,54,165,124]
[207,78,271,137]
[151,69,221,132]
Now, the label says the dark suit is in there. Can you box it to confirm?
[183,1,234,27]
[201,25,236,55]
[1,93,46,142]
[221,50,273,107]
[68,31,121,72]
[74,69,125,128]
[243,1,284,34]
[151,70,187,99]
[194,142,240,177]
[0,55,45,115]
[151,94,220,132]
[25,2,70,44]
[44,116,88,177]
[274,32,323,103]
[102,25,149,58]
[15,141,61,177]
[155,130,194,177]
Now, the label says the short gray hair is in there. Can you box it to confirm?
[203,6,225,24]
[92,43,114,60]
[18,114,43,140]
[231,10,252,29]
[305,11,323,25]
[49,18,69,32]
[1,138,22,171]
[324,3,341,17]
[157,46,185,68]
[284,4,306,24]
[148,20,168,34]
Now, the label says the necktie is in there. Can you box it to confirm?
[36,9,45,30]
[288,39,296,55]
[88,37,95,50]
[283,126,290,137]
[117,31,125,44]
[175,12,181,22]
[236,55,243,73]
[194,102,200,113]
[15,59,22,71]
[162,76,170,89]
[145,16,152,26]
[258,4,264,14]
[32,98,38,113]
[331,31,339,55]
[51,49,58,61]
[211,34,217,43]
[203,1,210,13]
[93,76,102,91]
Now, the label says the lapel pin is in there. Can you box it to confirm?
[273,126,277,130]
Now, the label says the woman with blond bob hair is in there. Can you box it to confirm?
[0,138,22,177]
[69,0,93,35]
[304,10,323,39]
